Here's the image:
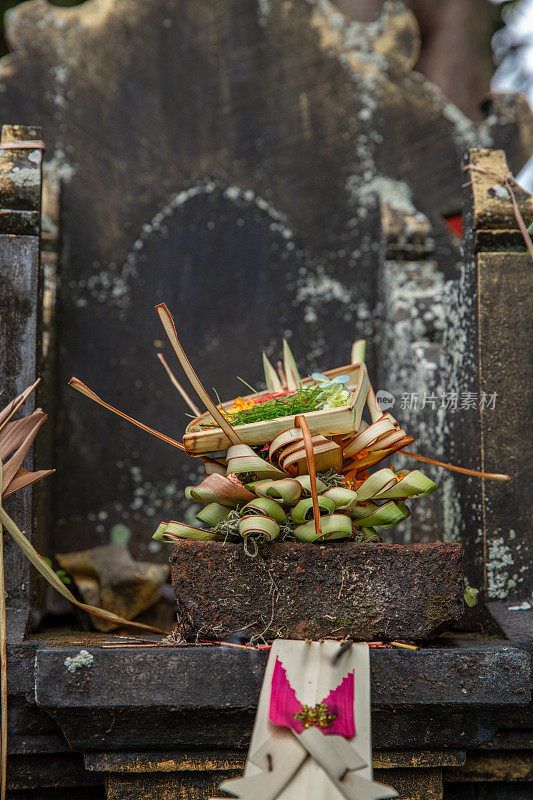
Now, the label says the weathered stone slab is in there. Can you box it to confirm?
[0,123,43,640]
[33,642,530,751]
[170,541,464,641]
[441,149,532,606]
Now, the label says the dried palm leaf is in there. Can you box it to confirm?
[156,303,242,445]
[157,353,200,415]
[69,378,186,451]
[0,380,40,433]
[0,502,167,634]
[397,449,509,482]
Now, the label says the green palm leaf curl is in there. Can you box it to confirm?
[238,515,280,542]
[185,473,255,506]
[292,496,336,524]
[352,468,436,502]
[374,469,437,499]
[254,478,302,504]
[322,487,359,510]
[226,444,286,480]
[196,502,231,527]
[293,515,352,543]
[156,462,437,548]
[349,500,410,529]
[240,497,288,524]
[294,474,328,494]
[153,521,224,543]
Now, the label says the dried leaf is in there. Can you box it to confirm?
[0,501,166,634]
[1,411,47,492]
[2,467,55,499]
[156,303,242,444]
[69,377,185,451]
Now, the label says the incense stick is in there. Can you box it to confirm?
[156,303,242,445]
[69,378,185,451]
[397,450,509,482]
[157,353,201,415]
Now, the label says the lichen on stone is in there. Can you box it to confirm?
[64,649,94,673]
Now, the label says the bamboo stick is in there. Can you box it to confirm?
[156,303,242,445]
[157,353,201,415]
[397,450,509,482]
[69,378,185,451]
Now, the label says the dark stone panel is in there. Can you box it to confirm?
[6,753,102,791]
[444,783,533,800]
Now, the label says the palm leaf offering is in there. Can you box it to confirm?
[70,303,509,553]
